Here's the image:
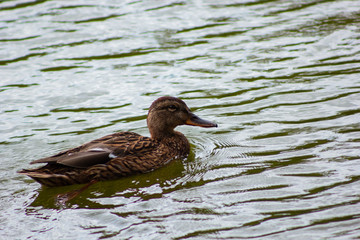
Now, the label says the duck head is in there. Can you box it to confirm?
[147,96,217,139]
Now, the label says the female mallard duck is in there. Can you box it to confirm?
[19,96,217,187]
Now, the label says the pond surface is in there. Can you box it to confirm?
[1,0,360,239]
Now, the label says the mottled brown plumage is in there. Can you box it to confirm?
[19,96,217,187]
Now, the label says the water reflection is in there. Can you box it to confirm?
[29,157,187,209]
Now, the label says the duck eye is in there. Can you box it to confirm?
[168,105,178,112]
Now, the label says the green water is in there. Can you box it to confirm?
[1,0,360,239]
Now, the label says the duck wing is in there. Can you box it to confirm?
[30,132,156,168]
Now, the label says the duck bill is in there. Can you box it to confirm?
[185,113,218,128]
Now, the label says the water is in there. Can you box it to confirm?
[1,0,360,239]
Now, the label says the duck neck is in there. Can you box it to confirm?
[149,125,179,141]
[149,126,190,155]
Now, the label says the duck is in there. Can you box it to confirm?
[19,96,217,187]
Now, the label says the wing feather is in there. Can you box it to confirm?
[30,132,157,169]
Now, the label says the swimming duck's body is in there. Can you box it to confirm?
[19,96,217,187]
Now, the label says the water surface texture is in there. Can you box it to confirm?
[1,0,360,239]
